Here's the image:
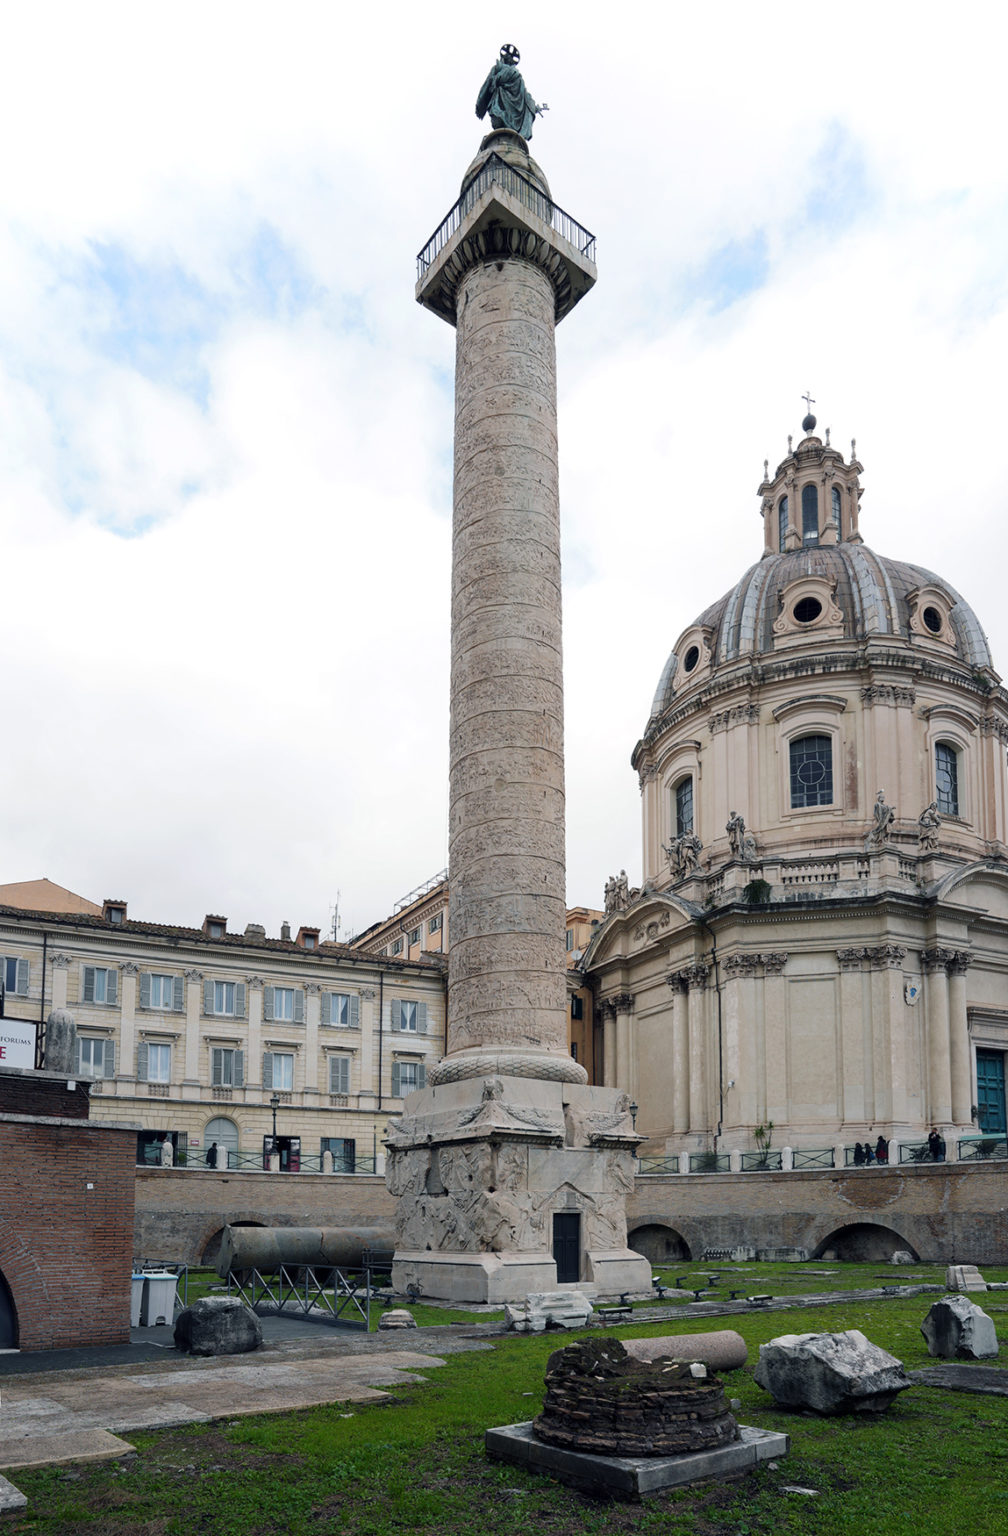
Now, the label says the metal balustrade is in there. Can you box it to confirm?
[417,154,596,280]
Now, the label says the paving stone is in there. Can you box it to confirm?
[0,1430,135,1472]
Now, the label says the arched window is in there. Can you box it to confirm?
[831,484,842,526]
[802,484,819,545]
[790,734,833,808]
[778,496,788,552]
[935,742,959,817]
[675,777,694,837]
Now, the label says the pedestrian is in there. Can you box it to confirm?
[206,1141,218,1168]
[853,1142,865,1166]
[928,1127,941,1161]
[875,1134,888,1165]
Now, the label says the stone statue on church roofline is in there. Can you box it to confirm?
[475,43,549,140]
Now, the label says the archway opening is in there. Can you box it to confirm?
[201,1219,265,1268]
[813,1223,918,1263]
[628,1223,692,1263]
[0,1268,18,1349]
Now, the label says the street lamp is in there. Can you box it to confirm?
[629,1101,639,1131]
[270,1093,280,1142]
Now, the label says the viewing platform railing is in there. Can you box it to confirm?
[417,154,596,281]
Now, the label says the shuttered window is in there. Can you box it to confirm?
[1,957,29,995]
[205,980,246,1018]
[137,1041,171,1082]
[391,1060,426,1096]
[140,973,184,1011]
[263,1051,294,1091]
[211,1046,244,1086]
[83,966,119,1006]
[263,986,304,1023]
[329,1055,351,1095]
[323,992,359,1028]
[390,999,427,1033]
[76,1036,115,1078]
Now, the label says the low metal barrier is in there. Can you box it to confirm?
[790,1147,834,1170]
[740,1149,783,1172]
[227,1263,378,1330]
[689,1151,732,1174]
[956,1135,1008,1162]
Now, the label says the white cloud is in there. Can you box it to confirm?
[0,1,1005,932]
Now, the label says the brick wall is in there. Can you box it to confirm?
[0,1067,91,1119]
[0,1114,137,1351]
[627,1162,1008,1265]
[134,1168,396,1266]
[136,1160,1008,1270]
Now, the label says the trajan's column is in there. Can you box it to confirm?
[386,47,651,1302]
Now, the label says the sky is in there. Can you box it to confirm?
[1,2,1005,941]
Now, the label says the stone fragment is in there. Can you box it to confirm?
[623,1330,747,1372]
[890,1250,915,1264]
[921,1295,999,1359]
[946,1263,987,1292]
[173,1296,262,1356]
[754,1329,911,1414]
[0,1474,28,1513]
[378,1308,418,1330]
[505,1290,593,1333]
[533,1337,740,1458]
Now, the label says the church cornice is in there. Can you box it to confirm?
[638,642,1006,753]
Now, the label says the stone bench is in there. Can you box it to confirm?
[595,1305,633,1325]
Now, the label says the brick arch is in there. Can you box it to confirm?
[812,1222,919,1263]
[0,1265,18,1348]
[0,1227,49,1348]
[199,1215,268,1269]
[628,1216,692,1263]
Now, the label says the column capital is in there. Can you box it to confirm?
[246,975,264,990]
[760,951,789,974]
[836,947,866,971]
[184,968,203,983]
[610,991,635,1013]
[121,960,139,976]
[864,944,906,970]
[922,947,957,973]
[49,952,71,969]
[948,950,973,975]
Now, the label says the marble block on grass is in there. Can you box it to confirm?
[505,1291,593,1333]
[379,1308,418,1330]
[946,1264,987,1293]
[921,1296,999,1359]
[755,1329,910,1414]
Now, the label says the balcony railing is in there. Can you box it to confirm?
[417,154,596,281]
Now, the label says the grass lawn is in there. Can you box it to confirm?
[7,1266,1008,1536]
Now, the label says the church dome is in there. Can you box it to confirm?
[649,542,993,724]
[647,425,994,731]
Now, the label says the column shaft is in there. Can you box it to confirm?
[445,255,568,1071]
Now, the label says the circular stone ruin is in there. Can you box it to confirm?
[533,1337,740,1458]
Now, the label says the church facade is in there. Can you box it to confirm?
[582,413,1008,1161]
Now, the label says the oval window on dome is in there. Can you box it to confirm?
[793,596,823,624]
[923,605,944,634]
[683,645,700,673]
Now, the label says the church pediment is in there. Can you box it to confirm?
[582,892,699,970]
